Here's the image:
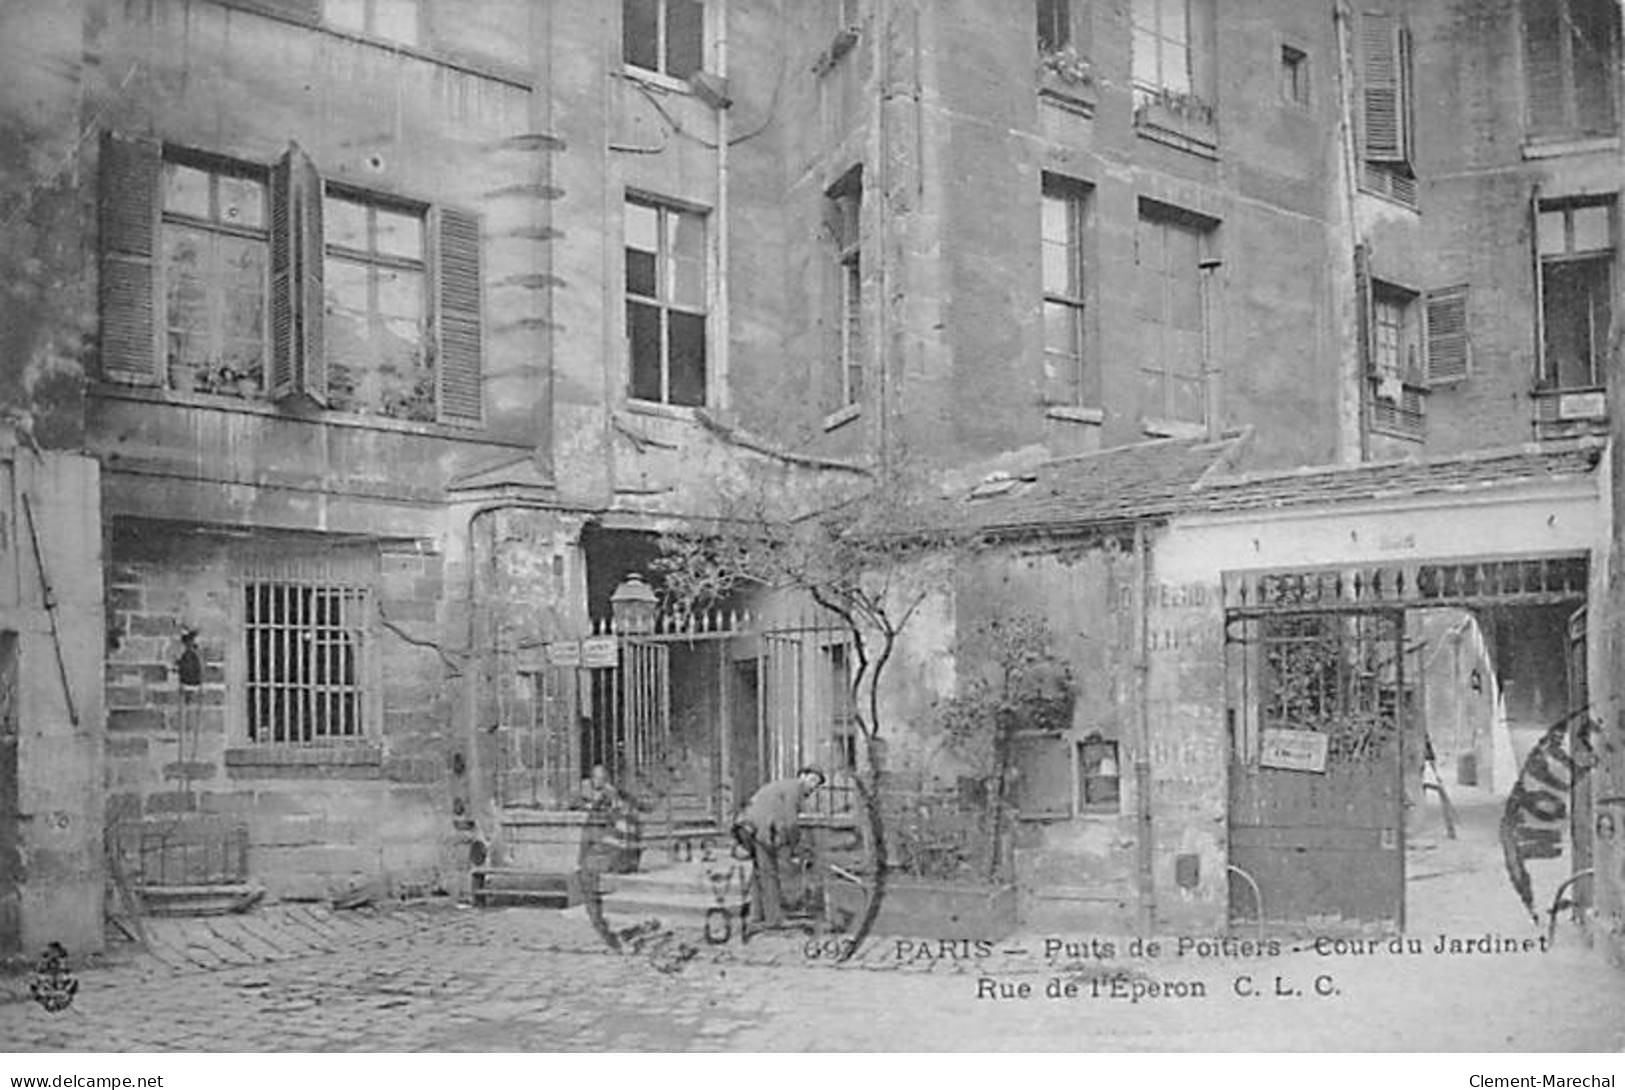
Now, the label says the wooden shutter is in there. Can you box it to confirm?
[1424,285,1470,384]
[434,206,484,425]
[1360,12,1408,163]
[295,150,325,406]
[1355,242,1375,375]
[269,143,324,405]
[1529,186,1548,387]
[98,133,161,386]
[1522,0,1567,135]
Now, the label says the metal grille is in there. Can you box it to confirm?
[1259,613,1402,763]
[241,552,372,745]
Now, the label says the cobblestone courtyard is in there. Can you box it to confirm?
[4,793,1625,1053]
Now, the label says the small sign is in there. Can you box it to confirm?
[545,641,581,668]
[1260,728,1328,773]
[581,635,619,668]
[1557,392,1606,421]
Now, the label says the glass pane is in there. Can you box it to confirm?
[1132,28,1158,83]
[669,309,707,406]
[325,196,370,253]
[163,163,212,219]
[625,248,658,298]
[1173,375,1203,423]
[666,0,705,79]
[1042,239,1072,294]
[1537,209,1567,256]
[374,0,419,44]
[323,0,366,33]
[625,201,659,253]
[1571,204,1611,253]
[218,175,264,229]
[375,208,422,260]
[376,267,424,331]
[1160,39,1191,93]
[627,301,663,401]
[324,258,370,409]
[1044,300,1080,356]
[219,235,267,345]
[671,255,705,309]
[1041,192,1069,245]
[672,209,705,262]
[622,0,659,70]
[1132,0,1158,32]
[1160,0,1187,44]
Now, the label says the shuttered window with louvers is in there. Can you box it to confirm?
[1360,12,1411,165]
[435,207,484,425]
[1424,286,1470,385]
[98,134,162,386]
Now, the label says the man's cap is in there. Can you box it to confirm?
[797,765,827,785]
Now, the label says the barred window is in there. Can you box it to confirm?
[243,572,370,744]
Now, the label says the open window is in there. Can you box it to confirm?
[99,134,484,426]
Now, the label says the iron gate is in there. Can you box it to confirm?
[1227,606,1407,929]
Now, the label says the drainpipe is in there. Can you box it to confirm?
[1200,257,1224,441]
[1330,0,1366,464]
[714,0,730,411]
[1133,521,1157,934]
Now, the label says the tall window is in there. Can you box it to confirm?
[160,160,268,398]
[1135,206,1209,426]
[828,169,863,410]
[1132,0,1191,102]
[323,193,432,420]
[623,0,704,80]
[626,197,707,407]
[322,0,420,45]
[1523,0,1618,139]
[1367,283,1426,441]
[1038,0,1070,52]
[245,580,368,745]
[1537,200,1614,390]
[1041,177,1090,406]
[99,136,485,426]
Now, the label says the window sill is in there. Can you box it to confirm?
[1521,135,1620,161]
[1037,75,1097,118]
[1133,98,1218,160]
[823,403,861,432]
[1533,387,1607,422]
[1356,183,1420,213]
[212,0,532,90]
[622,398,704,422]
[91,382,510,444]
[1045,404,1104,425]
[225,743,382,779]
[1141,417,1207,439]
[618,66,699,99]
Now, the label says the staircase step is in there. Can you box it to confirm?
[471,868,573,909]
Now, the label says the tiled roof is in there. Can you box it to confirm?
[1191,441,1602,514]
[950,434,1245,535]
[946,438,1602,537]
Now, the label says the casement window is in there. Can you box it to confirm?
[827,168,863,410]
[1358,11,1416,205]
[1038,0,1071,53]
[1359,273,1466,440]
[323,192,432,419]
[1135,205,1211,427]
[1041,176,1091,407]
[239,552,375,746]
[824,643,858,771]
[1132,0,1191,101]
[625,196,708,407]
[1523,0,1618,140]
[623,0,705,81]
[160,159,269,398]
[322,0,420,45]
[98,135,484,426]
[1535,198,1615,390]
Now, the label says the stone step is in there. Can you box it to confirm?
[471,868,572,910]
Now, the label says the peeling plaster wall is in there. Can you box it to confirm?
[0,446,105,956]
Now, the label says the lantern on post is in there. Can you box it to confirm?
[610,573,658,635]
